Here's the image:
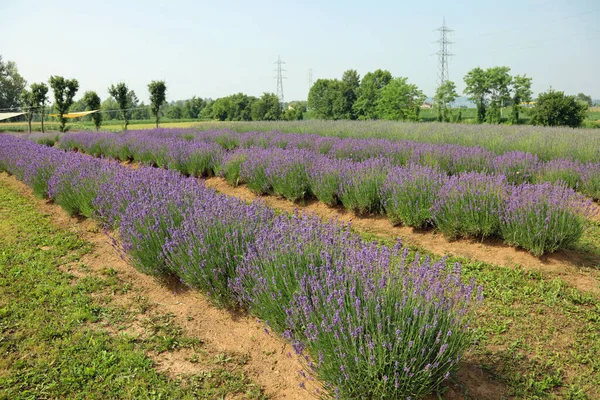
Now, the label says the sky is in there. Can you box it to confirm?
[1,0,599,104]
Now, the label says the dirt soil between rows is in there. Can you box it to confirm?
[204,177,600,295]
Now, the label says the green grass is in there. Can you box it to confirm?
[356,230,600,399]
[0,179,265,399]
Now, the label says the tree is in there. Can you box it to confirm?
[0,55,27,110]
[284,101,306,121]
[530,90,588,128]
[30,83,49,133]
[49,75,79,133]
[82,91,102,130]
[308,79,350,120]
[211,97,231,121]
[353,69,392,120]
[148,80,167,127]
[108,83,131,130]
[165,103,183,119]
[510,75,532,124]
[575,93,592,107]
[101,97,119,120]
[486,66,512,124]
[182,96,206,119]
[377,77,425,121]
[463,67,489,124]
[251,92,282,121]
[20,89,35,133]
[340,69,360,120]
[433,80,458,122]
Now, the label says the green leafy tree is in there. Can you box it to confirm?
[165,102,183,119]
[510,75,533,124]
[308,79,334,119]
[377,77,425,121]
[284,101,306,121]
[353,69,392,120]
[82,91,102,130]
[486,66,512,124]
[30,83,49,133]
[251,92,282,121]
[340,69,360,120]
[49,75,79,133]
[101,97,119,120]
[148,80,167,127]
[20,89,35,132]
[0,55,27,110]
[108,82,131,130]
[463,67,489,124]
[182,96,206,119]
[199,101,214,120]
[434,80,458,122]
[530,90,588,128]
[211,97,231,121]
[575,93,592,107]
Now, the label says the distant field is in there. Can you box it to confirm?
[0,119,199,133]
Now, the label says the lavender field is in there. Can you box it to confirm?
[192,120,600,163]
[58,129,596,256]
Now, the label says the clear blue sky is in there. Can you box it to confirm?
[1,0,598,103]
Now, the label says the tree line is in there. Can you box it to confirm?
[1,54,596,131]
[1,55,304,133]
[308,67,593,127]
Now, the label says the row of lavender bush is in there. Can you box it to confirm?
[0,133,481,399]
[56,130,594,256]
[58,129,600,199]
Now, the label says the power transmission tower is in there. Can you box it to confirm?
[308,68,314,91]
[434,17,454,88]
[274,55,286,105]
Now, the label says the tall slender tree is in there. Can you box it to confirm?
[20,89,34,133]
[49,75,79,133]
[148,80,167,128]
[30,83,49,133]
[510,75,533,124]
[434,80,458,122]
[82,91,102,130]
[463,67,489,124]
[108,82,131,130]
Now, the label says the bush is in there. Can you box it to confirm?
[240,148,272,195]
[381,164,446,228]
[500,183,592,255]
[235,213,481,399]
[338,158,390,215]
[530,90,588,128]
[432,173,507,239]
[264,149,313,202]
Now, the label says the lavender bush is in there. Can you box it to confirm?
[500,183,593,255]
[381,165,447,228]
[236,213,482,398]
[164,198,274,306]
[239,148,272,195]
[338,158,391,215]
[264,148,314,202]
[432,173,508,239]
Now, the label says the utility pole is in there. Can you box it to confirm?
[434,17,454,88]
[274,55,286,106]
[308,68,314,92]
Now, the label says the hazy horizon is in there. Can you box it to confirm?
[2,0,598,104]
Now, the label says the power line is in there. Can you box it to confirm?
[274,55,286,105]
